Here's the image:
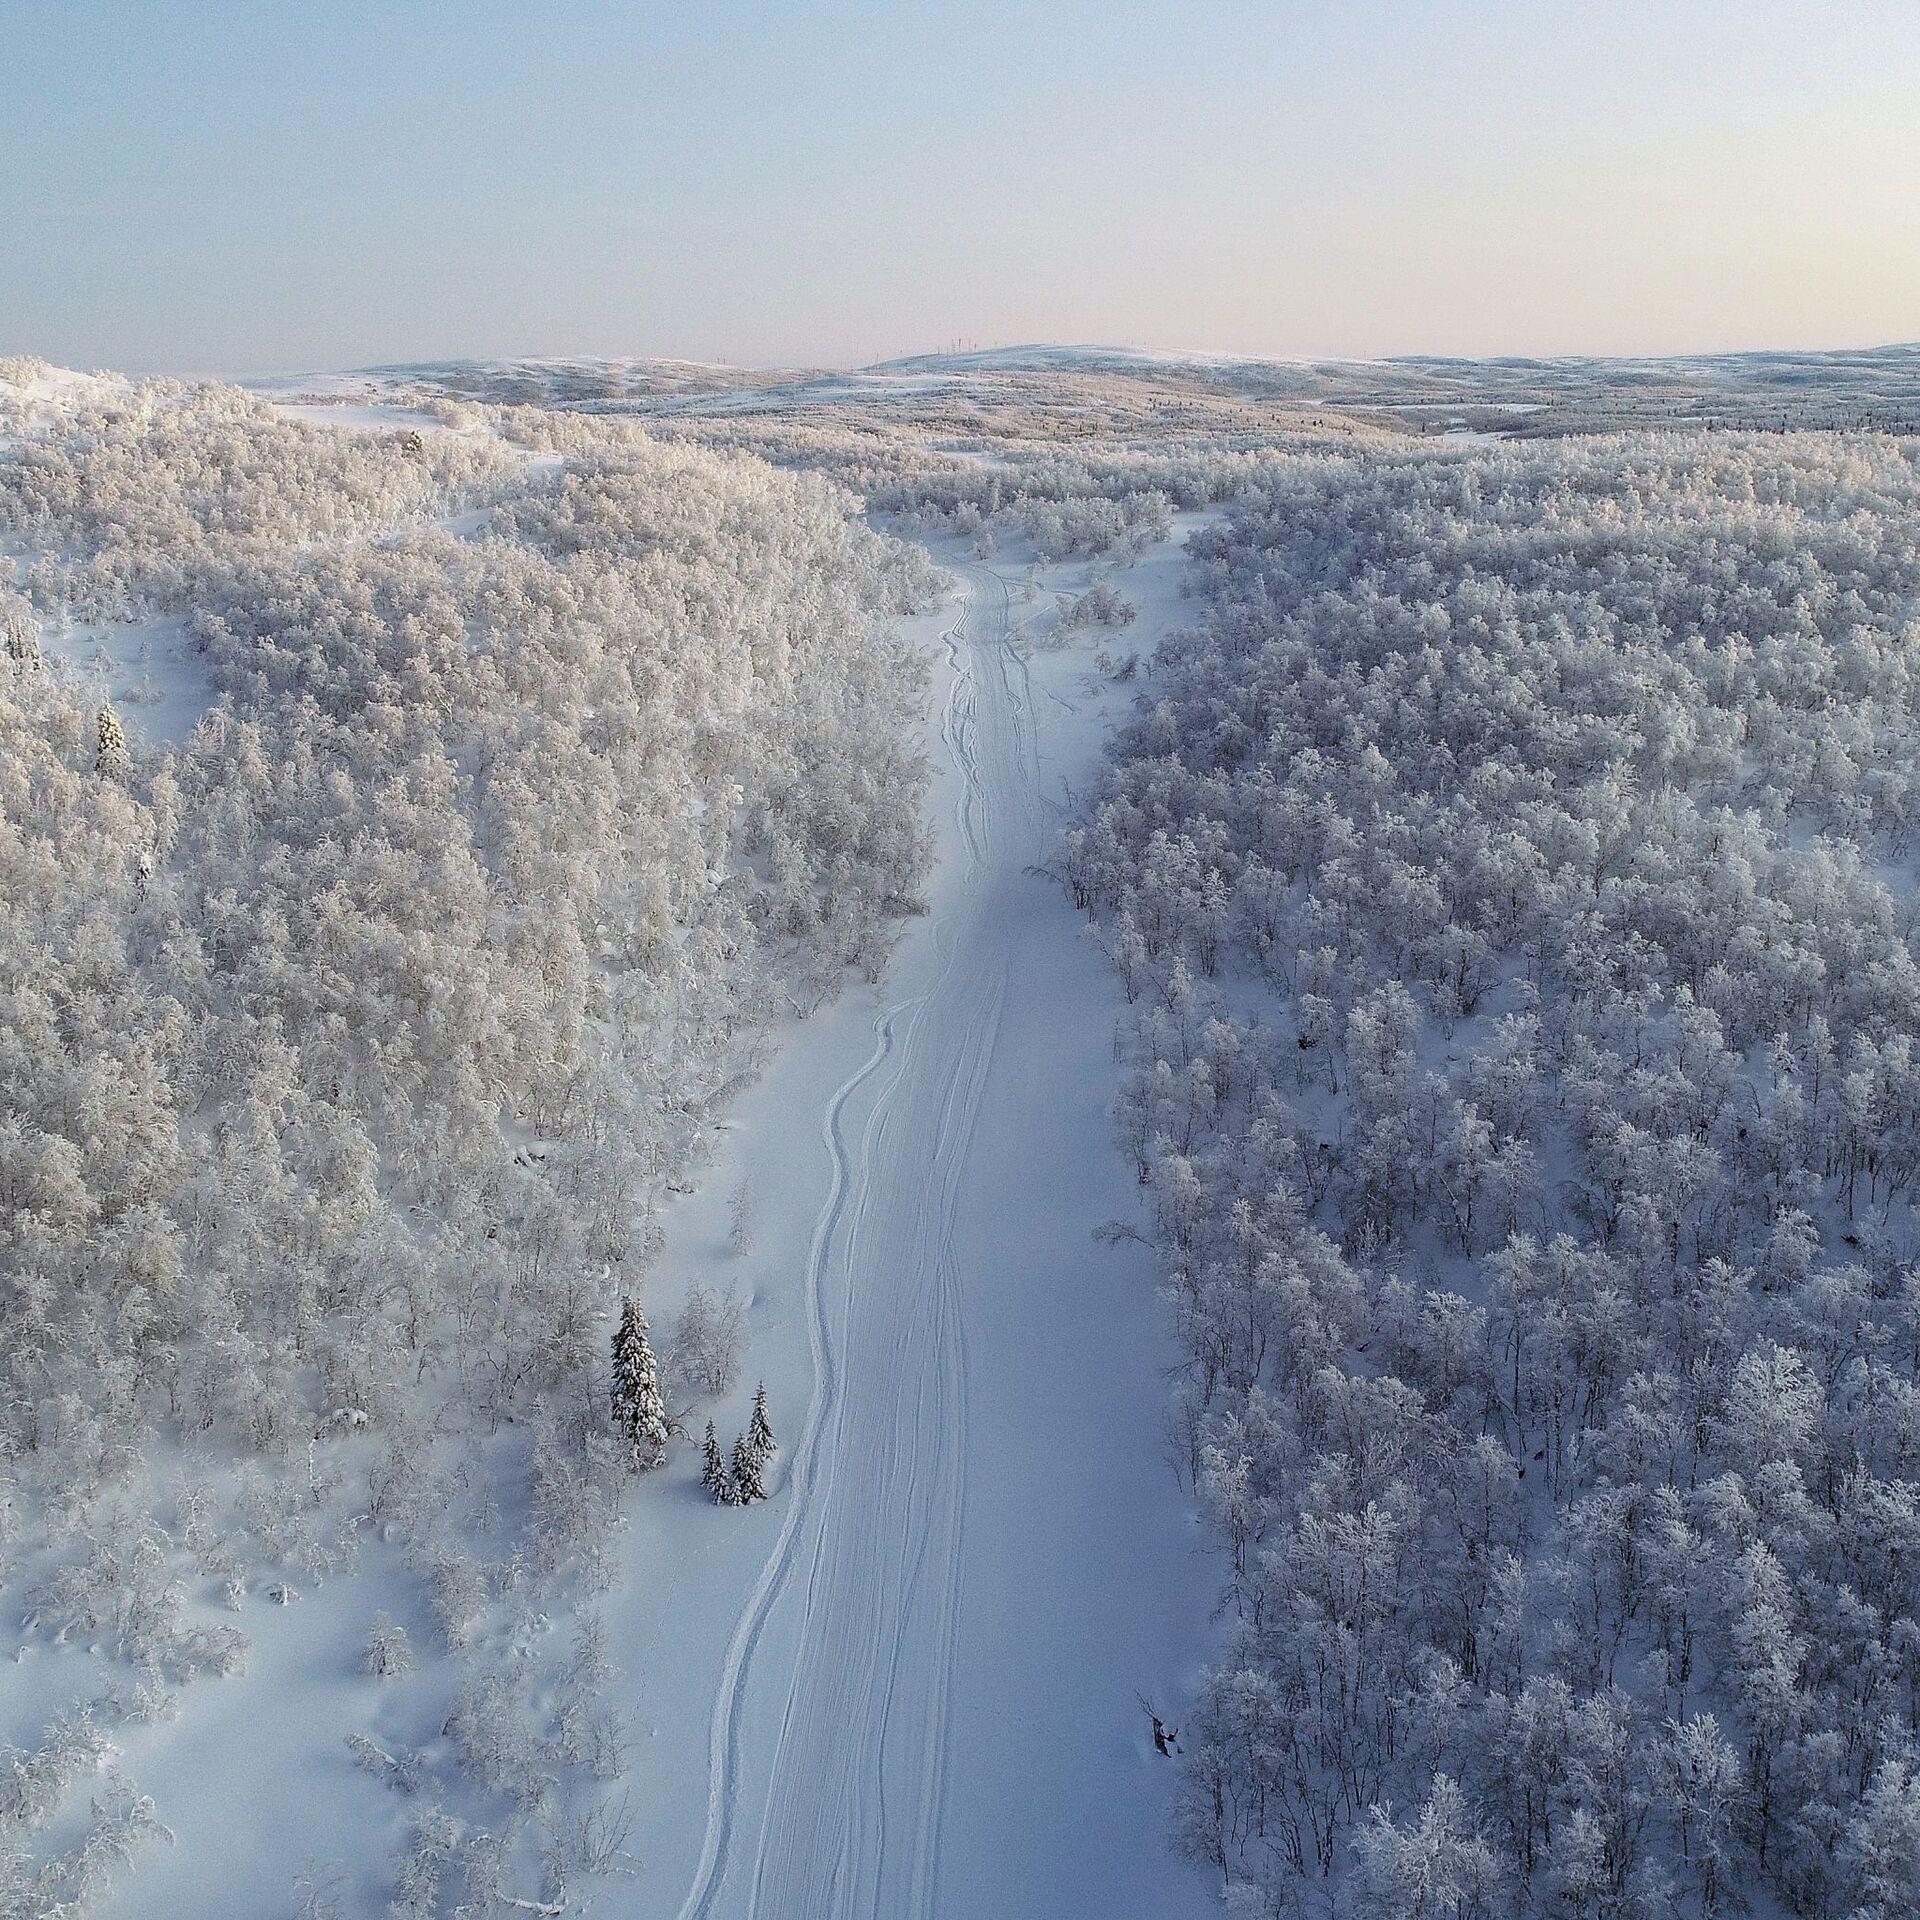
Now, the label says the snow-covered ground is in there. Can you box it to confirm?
[27,611,214,748]
[602,527,1218,1916]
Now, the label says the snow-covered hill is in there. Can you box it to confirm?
[271,339,1920,439]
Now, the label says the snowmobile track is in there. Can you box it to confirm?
[672,555,1204,1920]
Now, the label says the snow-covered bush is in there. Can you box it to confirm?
[22,1509,243,1678]
[363,1612,416,1680]
[14,1774,172,1917]
[670,1282,748,1398]
[1058,579,1136,632]
[0,1708,111,1828]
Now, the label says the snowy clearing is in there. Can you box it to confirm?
[619,528,1219,1919]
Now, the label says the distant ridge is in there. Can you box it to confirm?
[245,340,1920,438]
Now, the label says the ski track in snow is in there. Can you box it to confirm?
[675,560,1173,1920]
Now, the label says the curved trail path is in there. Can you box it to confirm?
[674,559,1211,1920]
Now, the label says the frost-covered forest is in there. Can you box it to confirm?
[0,360,932,1913]
[11,339,1920,1920]
[1062,431,1920,1918]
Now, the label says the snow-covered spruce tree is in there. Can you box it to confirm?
[95,700,127,773]
[1,607,38,667]
[611,1297,669,1471]
[747,1382,776,1465]
[702,1422,736,1505]
[731,1430,766,1504]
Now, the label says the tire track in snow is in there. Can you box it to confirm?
[739,571,1008,1918]
[939,583,986,870]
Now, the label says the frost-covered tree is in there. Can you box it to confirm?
[1347,1776,1505,1920]
[670,1284,747,1399]
[731,1430,766,1504]
[1841,1759,1920,1920]
[611,1298,669,1471]
[702,1422,735,1505]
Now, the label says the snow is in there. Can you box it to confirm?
[0,364,131,430]
[32,612,217,748]
[269,400,449,434]
[96,1546,415,1919]
[593,525,1219,1917]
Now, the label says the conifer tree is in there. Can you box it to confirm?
[611,1296,669,1470]
[2,611,40,669]
[702,1421,736,1505]
[731,1429,767,1503]
[747,1381,776,1464]
[96,701,128,774]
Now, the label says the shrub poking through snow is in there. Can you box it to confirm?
[1058,579,1136,632]
[364,1613,416,1679]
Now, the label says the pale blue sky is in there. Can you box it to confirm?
[4,0,1917,374]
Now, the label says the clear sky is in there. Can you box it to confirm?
[4,0,1917,375]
